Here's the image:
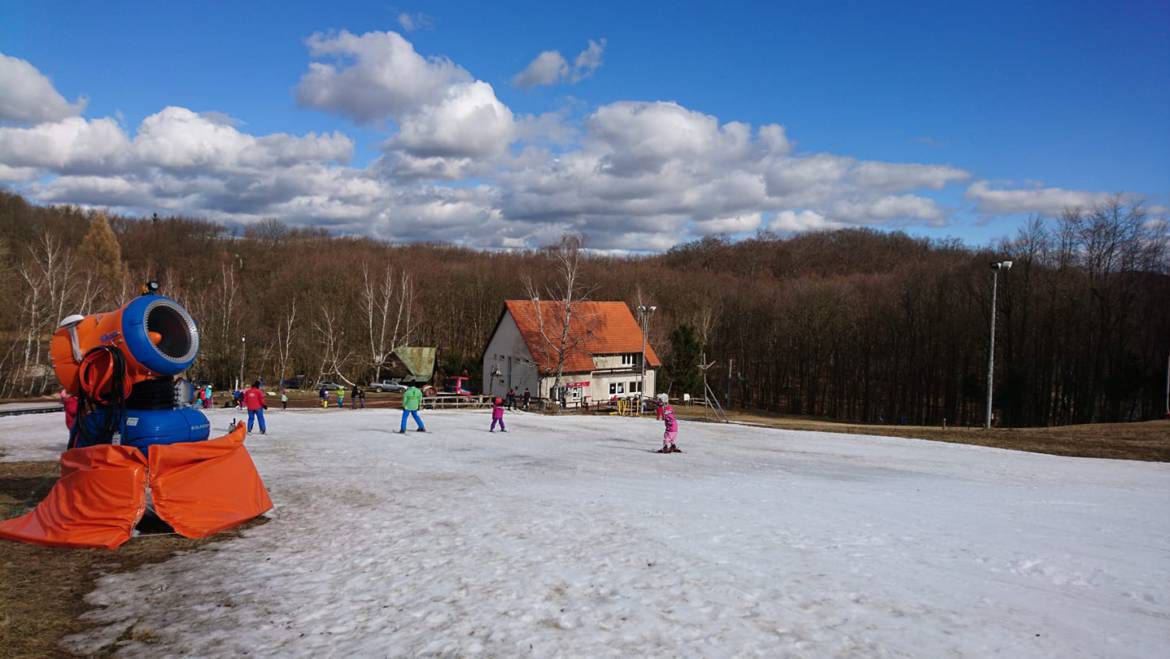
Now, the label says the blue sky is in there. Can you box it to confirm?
[1,0,1167,250]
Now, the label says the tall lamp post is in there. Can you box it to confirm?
[239,335,246,391]
[636,304,657,410]
[985,260,1012,429]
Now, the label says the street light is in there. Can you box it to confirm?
[636,304,657,410]
[985,260,1012,429]
[239,335,246,391]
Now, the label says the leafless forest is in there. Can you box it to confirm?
[1,190,1166,427]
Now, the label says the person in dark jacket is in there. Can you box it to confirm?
[522,388,531,410]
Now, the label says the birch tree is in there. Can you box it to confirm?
[313,303,355,386]
[275,298,297,387]
[361,263,415,382]
[16,234,80,393]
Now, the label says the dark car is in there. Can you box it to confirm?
[371,379,407,393]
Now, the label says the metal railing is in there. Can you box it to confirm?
[421,395,494,410]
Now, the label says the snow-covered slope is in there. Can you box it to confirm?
[4,408,1168,657]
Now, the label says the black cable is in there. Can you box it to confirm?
[73,346,128,448]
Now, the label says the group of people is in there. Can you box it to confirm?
[193,384,214,409]
[502,387,532,411]
[485,391,681,452]
[61,377,682,453]
[317,385,368,409]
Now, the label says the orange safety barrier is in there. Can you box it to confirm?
[148,423,273,538]
[0,423,271,549]
[0,445,147,549]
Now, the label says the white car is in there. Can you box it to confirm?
[371,380,407,393]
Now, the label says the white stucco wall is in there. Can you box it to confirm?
[540,369,655,404]
[482,311,541,398]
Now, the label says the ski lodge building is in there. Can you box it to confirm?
[482,300,661,405]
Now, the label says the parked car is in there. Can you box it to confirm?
[370,379,407,393]
[315,381,343,391]
[281,375,307,389]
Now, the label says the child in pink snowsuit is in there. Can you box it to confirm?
[490,397,507,432]
[659,404,680,453]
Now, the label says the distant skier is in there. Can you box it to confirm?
[658,401,680,453]
[204,384,213,409]
[319,385,328,408]
[490,396,507,432]
[506,388,516,410]
[337,386,345,409]
[244,381,267,435]
[352,384,365,409]
[280,389,289,410]
[522,388,531,410]
[398,384,426,433]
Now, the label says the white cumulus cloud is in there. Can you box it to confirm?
[769,210,843,233]
[3,34,1139,251]
[512,38,607,88]
[0,116,130,172]
[296,30,470,123]
[512,51,570,89]
[966,180,1114,215]
[0,53,87,124]
[571,38,606,82]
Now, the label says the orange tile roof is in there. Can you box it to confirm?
[504,300,662,375]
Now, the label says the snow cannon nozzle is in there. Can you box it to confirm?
[50,295,200,396]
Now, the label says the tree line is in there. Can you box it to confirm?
[1,189,1166,426]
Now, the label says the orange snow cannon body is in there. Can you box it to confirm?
[51,294,199,401]
[0,291,272,550]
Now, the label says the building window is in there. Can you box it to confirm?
[629,380,640,393]
[617,383,624,394]
[609,383,616,395]
[620,353,643,366]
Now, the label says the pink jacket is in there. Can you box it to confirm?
[492,400,505,419]
[663,406,677,433]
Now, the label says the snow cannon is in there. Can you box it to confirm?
[49,289,209,454]
[51,290,198,399]
[0,282,272,550]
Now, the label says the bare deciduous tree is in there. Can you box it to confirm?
[313,303,355,386]
[524,234,596,404]
[16,234,81,393]
[362,262,415,382]
[275,298,297,387]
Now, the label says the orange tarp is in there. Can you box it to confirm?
[0,445,147,549]
[0,423,271,549]
[148,423,273,538]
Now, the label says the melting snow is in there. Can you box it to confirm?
[3,407,1168,657]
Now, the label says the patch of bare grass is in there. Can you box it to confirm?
[0,461,262,657]
[675,408,1170,462]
